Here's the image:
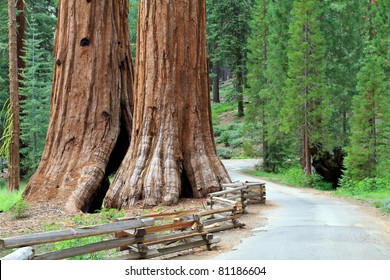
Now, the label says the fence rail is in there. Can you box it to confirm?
[208,181,266,213]
[1,181,266,260]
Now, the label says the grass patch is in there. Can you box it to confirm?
[8,199,29,219]
[245,166,333,191]
[211,102,236,115]
[211,102,236,126]
[0,183,25,212]
[246,168,390,215]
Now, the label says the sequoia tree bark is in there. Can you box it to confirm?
[105,0,231,209]
[23,0,134,213]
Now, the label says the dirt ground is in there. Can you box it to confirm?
[0,198,269,260]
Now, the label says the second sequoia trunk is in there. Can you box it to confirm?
[105,0,230,208]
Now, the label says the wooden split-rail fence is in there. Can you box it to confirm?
[208,181,266,214]
[0,206,243,260]
[1,181,266,260]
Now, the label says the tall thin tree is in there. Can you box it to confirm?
[8,0,20,191]
[282,0,330,176]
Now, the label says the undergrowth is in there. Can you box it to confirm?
[245,165,333,191]
[336,176,390,214]
[0,182,25,212]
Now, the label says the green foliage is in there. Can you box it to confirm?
[217,146,233,159]
[338,176,390,195]
[129,0,139,59]
[52,236,108,260]
[9,199,30,219]
[0,183,24,212]
[218,124,243,146]
[0,2,9,115]
[343,1,390,181]
[282,0,330,148]
[246,165,332,190]
[19,16,52,177]
[47,208,125,259]
[0,2,10,163]
[244,0,293,171]
[337,175,390,214]
[279,166,314,188]
[207,0,254,116]
[70,209,125,227]
[322,0,364,147]
[0,100,12,162]
[211,102,236,115]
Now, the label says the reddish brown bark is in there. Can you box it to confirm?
[8,0,21,191]
[23,0,134,213]
[105,0,230,209]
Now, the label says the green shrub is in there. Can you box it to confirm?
[229,137,243,148]
[338,176,390,195]
[0,179,6,188]
[308,173,333,190]
[217,147,233,159]
[9,199,29,219]
[281,167,309,187]
[213,126,223,137]
[219,131,232,146]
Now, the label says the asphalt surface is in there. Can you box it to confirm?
[215,159,390,260]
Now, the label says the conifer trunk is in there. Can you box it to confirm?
[8,0,20,191]
[212,62,220,103]
[23,0,134,213]
[105,0,230,209]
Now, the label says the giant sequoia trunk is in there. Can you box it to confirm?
[23,0,134,213]
[105,0,230,209]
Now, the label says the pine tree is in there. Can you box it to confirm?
[206,0,254,116]
[20,16,52,176]
[129,0,139,59]
[245,0,293,172]
[245,0,269,169]
[322,0,364,147]
[0,1,9,123]
[344,0,390,180]
[282,0,330,176]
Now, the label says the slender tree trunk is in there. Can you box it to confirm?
[302,121,311,177]
[105,0,230,209]
[236,68,244,117]
[8,0,20,191]
[302,16,311,177]
[212,62,220,103]
[23,0,134,213]
[261,0,269,171]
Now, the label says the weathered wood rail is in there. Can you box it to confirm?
[208,181,266,213]
[0,206,243,260]
[1,181,266,260]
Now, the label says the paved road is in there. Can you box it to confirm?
[215,159,390,260]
